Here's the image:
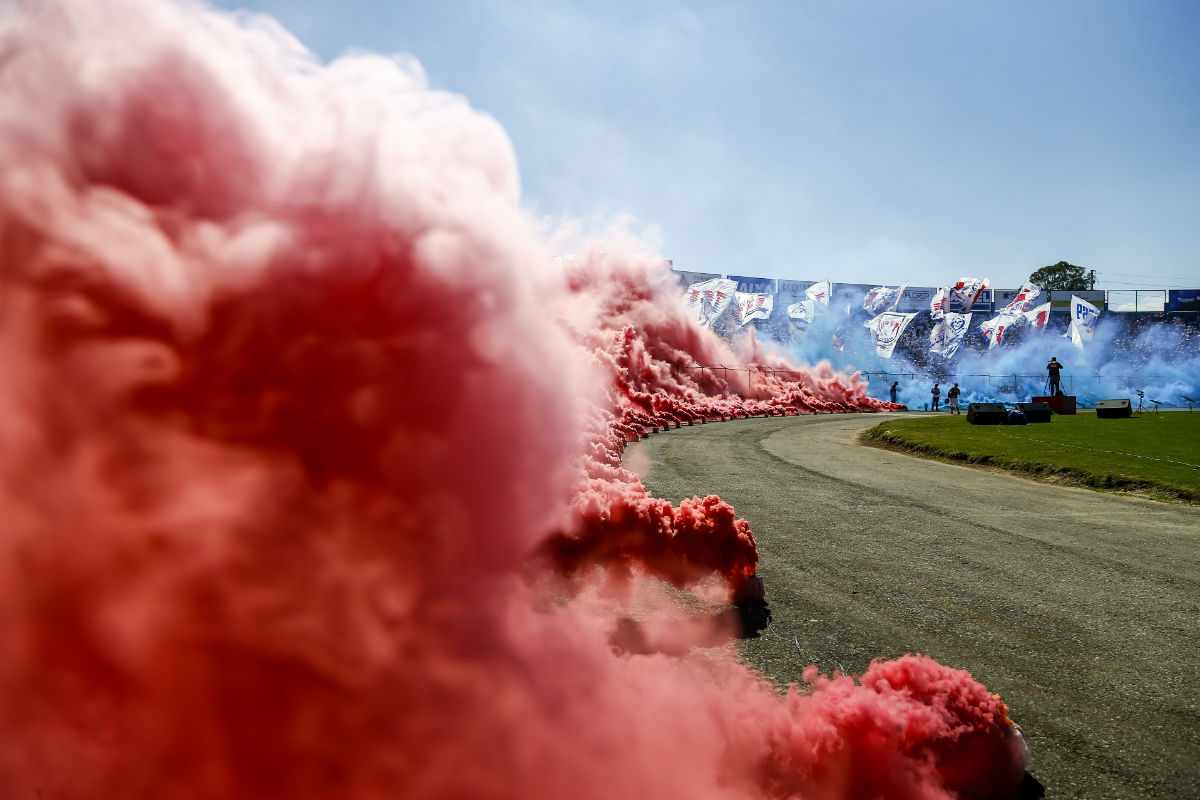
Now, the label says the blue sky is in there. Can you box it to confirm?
[213,0,1199,291]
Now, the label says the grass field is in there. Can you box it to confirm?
[863,410,1200,502]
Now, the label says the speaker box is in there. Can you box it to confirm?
[1096,398,1132,419]
[1016,402,1053,423]
[967,403,1007,425]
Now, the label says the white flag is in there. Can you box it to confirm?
[1023,301,1051,329]
[805,279,832,306]
[1000,281,1043,314]
[864,311,917,358]
[787,298,816,325]
[863,283,907,316]
[978,312,1026,349]
[732,291,774,327]
[681,278,737,328]
[930,286,949,320]
[950,276,989,311]
[1063,294,1101,349]
[929,312,972,357]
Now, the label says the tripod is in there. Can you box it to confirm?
[1134,390,1152,415]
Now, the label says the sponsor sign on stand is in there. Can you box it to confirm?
[1167,289,1200,312]
[897,287,936,313]
[672,270,722,288]
[1049,290,1104,310]
[727,275,776,294]
[777,279,812,295]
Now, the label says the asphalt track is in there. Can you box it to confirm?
[625,411,1199,800]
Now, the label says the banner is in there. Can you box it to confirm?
[672,270,721,288]
[1167,289,1200,312]
[1063,294,1101,348]
[929,312,972,357]
[864,311,917,359]
[863,283,907,317]
[682,278,737,328]
[728,275,775,294]
[732,291,773,327]
[777,279,811,295]
[895,286,935,313]
[1049,290,1104,310]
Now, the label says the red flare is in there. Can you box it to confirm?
[0,3,1027,799]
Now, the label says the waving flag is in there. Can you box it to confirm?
[930,286,949,320]
[929,312,972,357]
[805,279,832,306]
[1024,301,1051,329]
[682,278,737,328]
[864,311,917,358]
[950,276,989,311]
[999,281,1043,314]
[978,312,1026,348]
[1063,294,1101,349]
[863,283,907,317]
[732,291,774,327]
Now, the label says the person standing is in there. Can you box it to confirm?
[930,382,941,411]
[1047,356,1064,395]
[889,380,899,404]
[947,383,961,414]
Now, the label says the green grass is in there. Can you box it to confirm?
[862,411,1200,502]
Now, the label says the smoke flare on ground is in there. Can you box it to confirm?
[0,2,1026,798]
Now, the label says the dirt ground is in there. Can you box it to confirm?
[626,412,1199,800]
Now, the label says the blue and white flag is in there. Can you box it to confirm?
[863,283,907,317]
[929,312,972,357]
[1063,294,1101,349]
[864,311,917,358]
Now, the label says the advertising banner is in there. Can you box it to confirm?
[777,279,813,295]
[727,275,775,294]
[897,286,936,313]
[672,270,721,288]
[1167,289,1200,312]
[1049,290,1104,310]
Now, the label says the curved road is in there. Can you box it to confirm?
[626,412,1199,800]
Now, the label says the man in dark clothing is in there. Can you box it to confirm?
[890,381,899,404]
[1047,357,1064,394]
[946,383,961,414]
[931,383,941,411]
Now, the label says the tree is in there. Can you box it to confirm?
[1028,261,1093,291]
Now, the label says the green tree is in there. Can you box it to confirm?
[1028,261,1093,291]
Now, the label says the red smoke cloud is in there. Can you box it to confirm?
[0,1,1024,798]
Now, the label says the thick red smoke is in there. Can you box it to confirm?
[0,2,1024,798]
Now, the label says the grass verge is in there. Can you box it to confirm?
[861,411,1200,503]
